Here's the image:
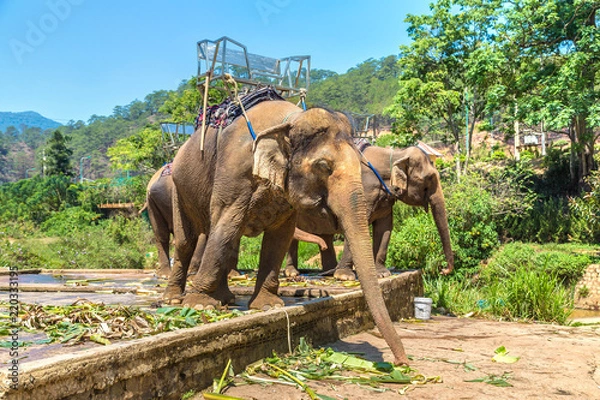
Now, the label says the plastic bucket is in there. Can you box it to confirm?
[414,297,433,320]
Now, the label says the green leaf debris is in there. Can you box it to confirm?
[0,300,243,346]
[206,337,441,398]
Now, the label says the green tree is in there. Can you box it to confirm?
[501,0,600,187]
[45,129,74,177]
[107,126,165,172]
[385,0,503,172]
[159,78,204,124]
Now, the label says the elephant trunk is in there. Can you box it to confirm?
[329,181,409,365]
[429,189,454,275]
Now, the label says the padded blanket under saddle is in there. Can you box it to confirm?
[195,86,285,130]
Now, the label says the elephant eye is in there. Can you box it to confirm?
[314,159,333,175]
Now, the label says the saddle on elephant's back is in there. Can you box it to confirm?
[353,137,371,153]
[194,86,285,130]
[161,162,173,176]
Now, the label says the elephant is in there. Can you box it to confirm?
[144,165,328,280]
[144,164,178,279]
[164,100,409,365]
[284,144,454,281]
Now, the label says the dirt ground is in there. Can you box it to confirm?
[197,316,600,400]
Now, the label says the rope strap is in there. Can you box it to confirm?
[224,74,257,140]
[356,146,393,196]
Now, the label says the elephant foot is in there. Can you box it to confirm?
[283,265,300,277]
[155,266,171,280]
[333,267,356,281]
[376,265,392,278]
[163,285,184,305]
[182,291,223,310]
[249,289,285,311]
[214,285,236,306]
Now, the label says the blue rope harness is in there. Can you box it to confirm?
[366,160,393,196]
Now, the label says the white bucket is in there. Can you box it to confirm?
[414,297,433,320]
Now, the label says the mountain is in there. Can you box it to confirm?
[0,111,61,133]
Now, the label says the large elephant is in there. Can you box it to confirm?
[144,165,327,280]
[164,100,409,365]
[285,145,454,280]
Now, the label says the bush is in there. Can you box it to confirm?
[482,242,592,286]
[424,275,480,315]
[49,217,153,269]
[0,217,155,270]
[483,265,573,324]
[0,239,48,269]
[569,170,600,243]
[387,211,446,274]
[41,207,101,236]
[443,174,500,273]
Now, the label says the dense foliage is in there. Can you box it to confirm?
[2,1,600,324]
[387,0,600,184]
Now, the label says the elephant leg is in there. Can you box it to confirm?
[334,239,357,281]
[249,214,296,310]
[147,197,172,279]
[320,234,337,272]
[284,239,300,277]
[183,204,244,309]
[187,233,206,278]
[155,237,171,279]
[164,193,196,304]
[165,230,196,304]
[372,213,393,278]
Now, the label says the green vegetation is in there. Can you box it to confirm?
[0,302,243,346]
[2,0,600,326]
[205,338,441,399]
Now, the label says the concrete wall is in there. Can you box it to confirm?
[0,271,422,400]
[575,264,600,310]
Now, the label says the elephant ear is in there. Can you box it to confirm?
[390,155,410,196]
[252,122,292,191]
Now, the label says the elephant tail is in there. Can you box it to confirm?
[138,202,148,215]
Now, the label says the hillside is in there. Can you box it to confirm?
[0,56,399,184]
[0,111,61,133]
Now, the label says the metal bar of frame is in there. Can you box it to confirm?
[294,59,303,89]
[198,38,310,98]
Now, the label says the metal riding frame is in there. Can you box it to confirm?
[196,37,311,150]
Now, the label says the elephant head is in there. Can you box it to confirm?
[251,107,409,365]
[390,147,454,275]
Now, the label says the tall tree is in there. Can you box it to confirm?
[502,0,600,186]
[107,126,165,173]
[386,0,503,172]
[45,129,74,177]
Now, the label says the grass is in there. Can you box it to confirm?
[424,242,593,324]
[237,235,323,271]
[0,217,156,270]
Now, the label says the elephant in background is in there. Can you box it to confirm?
[285,145,454,280]
[143,165,178,279]
[144,165,328,279]
[165,100,409,365]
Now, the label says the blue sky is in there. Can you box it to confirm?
[0,0,430,123]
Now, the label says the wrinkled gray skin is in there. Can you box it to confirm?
[164,100,409,365]
[285,145,454,281]
[144,166,206,279]
[145,166,327,280]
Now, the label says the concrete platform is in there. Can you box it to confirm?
[0,271,422,400]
